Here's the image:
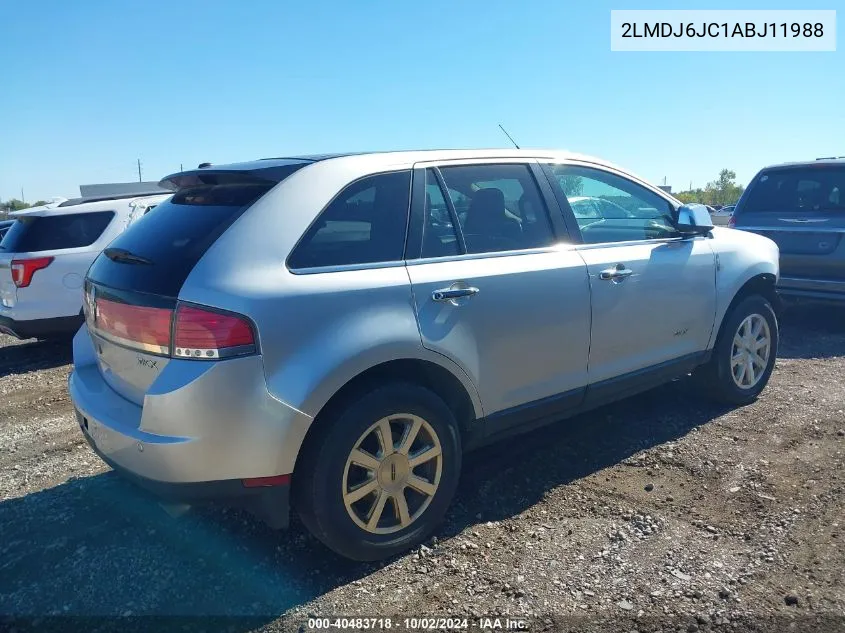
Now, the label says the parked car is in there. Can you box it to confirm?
[69,150,780,561]
[568,195,636,221]
[0,220,13,240]
[709,205,735,226]
[0,193,170,340]
[731,158,844,302]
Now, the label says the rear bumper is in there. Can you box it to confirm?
[68,325,313,528]
[0,313,82,340]
[77,411,290,528]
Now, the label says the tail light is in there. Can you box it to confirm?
[727,215,736,228]
[95,298,173,354]
[87,287,256,360]
[11,257,53,288]
[173,305,256,359]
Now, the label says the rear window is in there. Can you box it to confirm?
[86,183,273,297]
[0,211,114,252]
[288,170,411,269]
[741,166,845,214]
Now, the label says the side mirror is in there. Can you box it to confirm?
[676,203,714,235]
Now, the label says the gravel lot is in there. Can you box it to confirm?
[1,303,844,633]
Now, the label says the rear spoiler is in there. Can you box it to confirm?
[159,159,314,192]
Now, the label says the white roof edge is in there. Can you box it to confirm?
[10,193,171,217]
[317,148,644,181]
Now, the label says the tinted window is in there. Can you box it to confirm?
[437,164,555,254]
[547,165,678,244]
[289,170,411,269]
[422,169,460,258]
[87,183,272,297]
[741,166,845,214]
[0,211,114,252]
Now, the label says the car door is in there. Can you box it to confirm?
[404,161,591,425]
[542,162,717,394]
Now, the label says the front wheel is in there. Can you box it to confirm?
[294,383,461,561]
[695,295,778,405]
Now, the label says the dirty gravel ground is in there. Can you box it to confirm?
[0,303,843,633]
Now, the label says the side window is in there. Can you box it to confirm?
[422,169,460,258]
[438,164,555,254]
[547,164,678,244]
[289,171,411,269]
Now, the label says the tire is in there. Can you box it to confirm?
[695,294,778,405]
[294,383,461,561]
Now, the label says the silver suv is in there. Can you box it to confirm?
[69,150,780,560]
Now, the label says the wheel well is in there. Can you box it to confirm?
[717,273,780,340]
[290,359,476,492]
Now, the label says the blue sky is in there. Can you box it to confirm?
[1,0,842,202]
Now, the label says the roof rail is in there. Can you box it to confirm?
[57,192,168,207]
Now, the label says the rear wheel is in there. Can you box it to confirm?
[294,383,461,561]
[695,295,778,405]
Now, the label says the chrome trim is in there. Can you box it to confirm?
[173,343,256,360]
[291,244,577,272]
[288,260,406,275]
[779,277,845,286]
[405,244,573,266]
[574,235,699,250]
[432,286,480,302]
[599,266,634,281]
[89,328,170,356]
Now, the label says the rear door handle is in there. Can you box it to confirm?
[432,287,480,302]
[599,264,634,281]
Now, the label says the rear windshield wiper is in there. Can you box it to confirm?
[103,247,153,265]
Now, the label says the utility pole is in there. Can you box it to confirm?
[180,163,183,171]
[137,158,143,182]
[21,187,25,203]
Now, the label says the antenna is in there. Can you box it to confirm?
[498,124,520,149]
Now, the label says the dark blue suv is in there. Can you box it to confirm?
[731,158,845,303]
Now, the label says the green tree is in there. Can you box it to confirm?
[705,169,744,206]
[1,199,31,211]
[674,169,744,207]
[32,200,48,207]
[559,175,583,197]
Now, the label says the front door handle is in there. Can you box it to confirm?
[599,264,634,281]
[432,286,480,302]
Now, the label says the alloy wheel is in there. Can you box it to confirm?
[342,414,443,535]
[730,313,771,389]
